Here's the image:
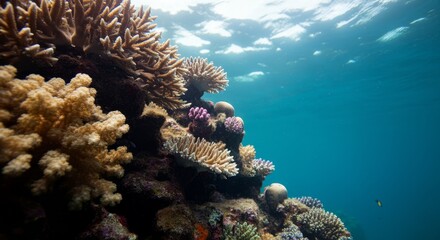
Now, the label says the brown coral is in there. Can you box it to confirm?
[0,0,188,109]
[296,208,351,240]
[0,65,132,209]
[163,135,238,177]
[183,57,228,94]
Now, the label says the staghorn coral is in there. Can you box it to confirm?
[0,0,188,109]
[296,208,351,240]
[163,135,238,177]
[0,65,132,209]
[224,222,261,240]
[252,158,275,177]
[294,197,323,209]
[182,57,228,94]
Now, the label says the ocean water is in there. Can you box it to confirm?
[144,0,440,239]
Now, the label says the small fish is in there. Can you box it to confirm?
[376,199,382,207]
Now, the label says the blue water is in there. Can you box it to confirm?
[151,1,440,239]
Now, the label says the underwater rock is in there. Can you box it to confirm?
[79,207,136,240]
[156,204,195,240]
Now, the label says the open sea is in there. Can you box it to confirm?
[146,0,440,239]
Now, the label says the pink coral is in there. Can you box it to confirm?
[224,117,244,134]
[188,107,210,123]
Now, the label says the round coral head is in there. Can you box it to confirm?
[214,101,234,117]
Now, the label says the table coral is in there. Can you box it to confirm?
[163,135,238,177]
[182,57,228,94]
[0,65,132,209]
[0,0,188,110]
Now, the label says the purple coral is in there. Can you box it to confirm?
[295,196,324,209]
[188,107,210,123]
[252,158,275,177]
[224,117,244,134]
[278,225,307,240]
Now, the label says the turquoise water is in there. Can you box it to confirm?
[148,1,440,239]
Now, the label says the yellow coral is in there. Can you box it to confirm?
[163,135,238,177]
[239,144,256,177]
[0,65,132,209]
[0,0,188,109]
[182,57,228,93]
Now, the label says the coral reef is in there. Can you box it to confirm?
[294,196,324,209]
[214,101,235,117]
[188,106,215,139]
[224,117,244,135]
[295,208,351,240]
[264,183,288,212]
[182,57,228,102]
[253,158,275,177]
[0,0,188,110]
[0,65,132,209]
[163,135,238,177]
[224,222,261,240]
[0,1,352,239]
[277,225,308,240]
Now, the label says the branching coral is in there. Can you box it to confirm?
[224,222,261,240]
[239,145,256,177]
[182,57,228,94]
[294,197,323,209]
[163,135,238,177]
[0,0,188,109]
[278,225,307,240]
[296,208,351,240]
[224,117,244,134]
[252,158,275,177]
[0,65,132,209]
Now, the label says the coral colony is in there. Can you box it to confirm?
[0,1,351,239]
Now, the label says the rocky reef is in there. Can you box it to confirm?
[0,1,351,239]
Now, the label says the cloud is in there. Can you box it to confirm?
[234,71,265,82]
[200,49,210,54]
[253,38,272,45]
[271,24,306,41]
[346,59,356,64]
[196,20,232,37]
[313,50,322,56]
[377,26,409,42]
[173,25,210,47]
[215,44,269,54]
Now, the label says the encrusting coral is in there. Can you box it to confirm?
[0,0,188,110]
[0,65,132,209]
[163,135,239,177]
